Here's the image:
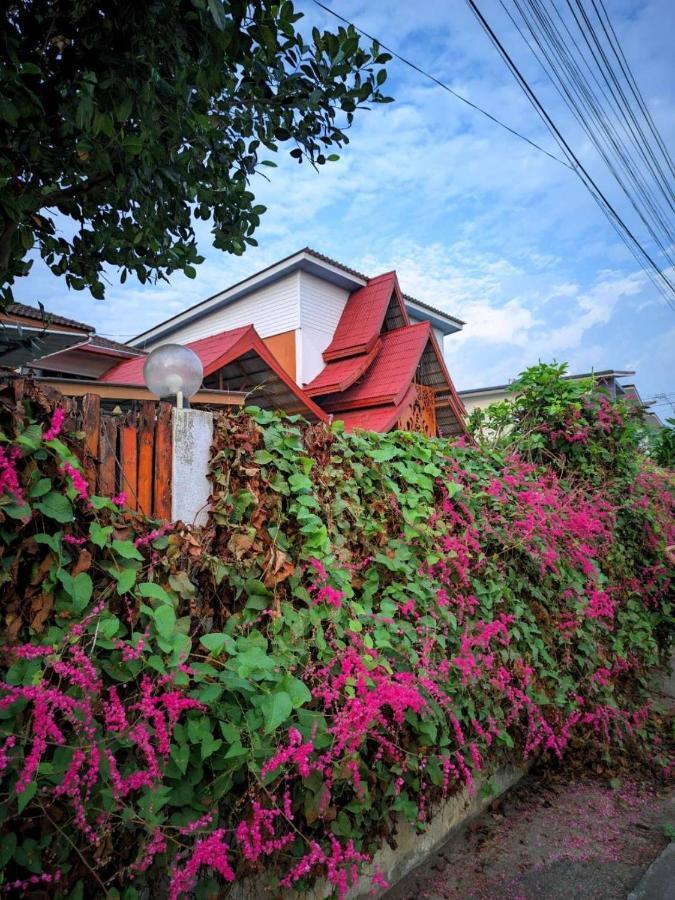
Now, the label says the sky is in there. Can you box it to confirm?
[12,0,675,413]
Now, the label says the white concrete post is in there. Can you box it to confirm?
[171,408,213,527]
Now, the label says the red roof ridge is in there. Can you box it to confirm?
[322,271,408,363]
[100,324,326,422]
[304,339,382,397]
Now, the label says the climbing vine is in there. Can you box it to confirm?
[0,371,672,897]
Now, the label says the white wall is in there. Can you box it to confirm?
[297,272,350,384]
[143,273,302,349]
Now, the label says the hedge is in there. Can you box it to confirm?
[0,370,672,898]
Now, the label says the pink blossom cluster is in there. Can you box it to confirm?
[42,406,65,441]
[168,830,234,900]
[0,444,24,504]
[62,461,90,505]
[307,558,345,608]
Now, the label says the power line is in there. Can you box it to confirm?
[311,0,572,168]
[593,0,675,182]
[464,0,675,309]
[312,0,675,308]
[502,0,675,273]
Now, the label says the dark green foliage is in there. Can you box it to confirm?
[0,0,391,303]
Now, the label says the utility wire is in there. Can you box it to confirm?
[593,0,675,182]
[311,0,573,169]
[464,0,675,308]
[503,0,675,271]
[312,0,675,307]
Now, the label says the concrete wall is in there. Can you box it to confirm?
[228,764,526,900]
[171,408,213,527]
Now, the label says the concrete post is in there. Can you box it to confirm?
[171,408,213,527]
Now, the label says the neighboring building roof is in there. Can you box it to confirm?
[459,369,636,398]
[337,385,419,433]
[0,326,89,368]
[85,335,146,357]
[101,325,326,422]
[130,247,463,347]
[4,302,94,333]
[0,303,96,367]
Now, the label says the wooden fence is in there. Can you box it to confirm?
[65,394,174,519]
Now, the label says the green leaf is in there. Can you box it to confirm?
[89,522,113,547]
[278,674,312,708]
[171,743,190,775]
[154,604,176,639]
[201,734,222,760]
[115,566,137,594]
[224,740,248,759]
[29,477,52,498]
[260,690,293,733]
[35,492,73,523]
[200,633,228,655]
[34,532,62,552]
[138,582,173,603]
[112,539,144,560]
[17,781,37,813]
[71,572,93,613]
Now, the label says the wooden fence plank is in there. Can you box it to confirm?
[137,401,155,516]
[153,402,172,520]
[82,393,101,491]
[99,414,118,498]
[120,415,139,511]
[62,396,78,433]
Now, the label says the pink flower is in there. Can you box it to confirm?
[43,407,66,441]
[0,445,24,504]
[168,830,235,899]
[63,461,90,504]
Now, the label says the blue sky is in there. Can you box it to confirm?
[12,0,675,412]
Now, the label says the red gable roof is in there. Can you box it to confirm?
[309,281,467,436]
[337,385,418,433]
[100,325,326,422]
[321,272,407,362]
[304,339,382,397]
[319,322,433,412]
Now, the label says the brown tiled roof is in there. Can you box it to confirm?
[87,335,145,355]
[302,247,369,281]
[303,250,465,327]
[6,302,94,332]
[402,293,466,327]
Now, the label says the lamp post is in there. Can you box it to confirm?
[142,344,203,408]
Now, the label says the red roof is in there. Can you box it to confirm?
[322,272,406,362]
[320,322,432,412]
[304,339,381,396]
[100,325,326,421]
[337,385,418,433]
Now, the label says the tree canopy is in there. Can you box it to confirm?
[0,0,391,304]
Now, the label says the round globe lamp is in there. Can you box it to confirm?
[143,344,203,408]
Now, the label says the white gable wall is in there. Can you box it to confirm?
[140,272,302,350]
[297,272,350,385]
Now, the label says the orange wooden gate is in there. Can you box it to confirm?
[69,394,173,519]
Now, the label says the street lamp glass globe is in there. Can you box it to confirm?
[143,344,203,399]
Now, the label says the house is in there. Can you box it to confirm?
[0,302,96,368]
[99,324,326,422]
[459,369,646,416]
[115,248,467,436]
[1,301,145,378]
